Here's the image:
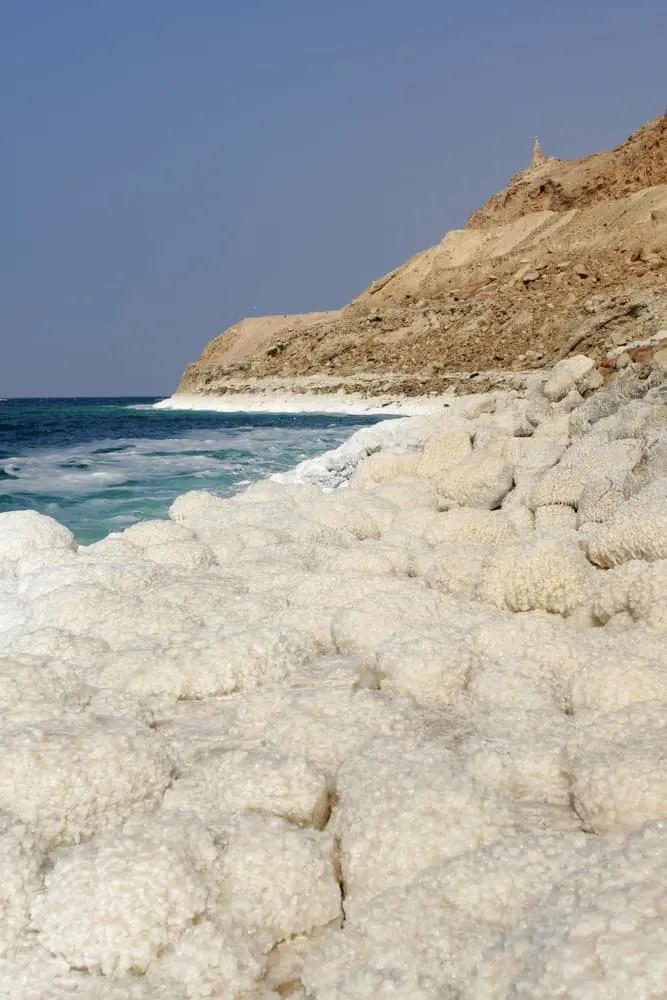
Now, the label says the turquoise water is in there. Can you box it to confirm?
[0,398,383,543]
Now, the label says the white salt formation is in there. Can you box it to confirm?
[1,354,667,997]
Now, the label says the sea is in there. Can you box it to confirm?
[0,397,387,544]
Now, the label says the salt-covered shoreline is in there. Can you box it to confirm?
[1,354,667,997]
[154,389,445,417]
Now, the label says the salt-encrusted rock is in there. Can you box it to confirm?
[542,354,595,402]
[377,619,480,707]
[465,651,565,713]
[0,947,78,1000]
[169,488,233,524]
[597,399,667,440]
[332,587,459,657]
[0,812,44,954]
[463,609,655,713]
[626,559,667,629]
[16,553,167,600]
[303,832,604,1000]
[334,738,517,908]
[350,450,419,488]
[627,426,667,494]
[576,471,627,525]
[464,822,667,1000]
[363,474,439,510]
[0,654,88,715]
[586,476,667,566]
[215,814,341,944]
[0,716,174,848]
[568,384,622,437]
[147,919,266,1000]
[412,539,490,598]
[163,747,330,829]
[460,709,573,807]
[6,626,110,664]
[567,702,667,833]
[226,688,429,774]
[0,510,76,566]
[568,655,667,714]
[416,427,472,478]
[94,620,322,699]
[0,591,26,647]
[477,534,593,616]
[322,539,404,577]
[421,506,519,544]
[120,518,197,548]
[31,812,219,976]
[436,450,514,509]
[23,581,202,649]
[589,559,647,623]
[529,438,642,510]
[534,503,578,530]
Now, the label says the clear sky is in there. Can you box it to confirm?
[2,1,666,396]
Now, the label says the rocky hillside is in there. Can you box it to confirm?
[176,112,667,398]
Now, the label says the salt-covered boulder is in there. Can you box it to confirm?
[0,812,45,954]
[377,621,479,707]
[477,534,594,616]
[463,822,667,1000]
[0,654,89,726]
[586,477,667,566]
[436,451,514,509]
[92,620,322,699]
[542,354,595,402]
[567,655,667,715]
[415,427,473,478]
[215,814,341,944]
[529,438,642,511]
[303,832,604,1000]
[31,812,219,976]
[0,715,174,848]
[332,587,459,658]
[534,503,578,530]
[0,510,76,566]
[460,709,573,808]
[567,702,667,834]
[412,539,490,598]
[163,747,330,829]
[626,559,667,630]
[120,518,215,569]
[147,919,266,999]
[350,450,419,488]
[334,738,517,908]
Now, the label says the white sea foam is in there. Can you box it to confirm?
[154,390,443,416]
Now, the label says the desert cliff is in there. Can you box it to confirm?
[176,112,667,398]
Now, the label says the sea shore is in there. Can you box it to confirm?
[0,354,667,997]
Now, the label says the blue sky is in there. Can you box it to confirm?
[2,0,666,396]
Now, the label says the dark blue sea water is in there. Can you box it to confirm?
[0,398,383,543]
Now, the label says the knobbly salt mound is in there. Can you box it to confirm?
[1,354,667,998]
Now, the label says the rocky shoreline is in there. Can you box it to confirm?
[1,354,667,995]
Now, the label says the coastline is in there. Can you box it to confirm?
[1,355,667,995]
[154,389,446,417]
[154,368,542,418]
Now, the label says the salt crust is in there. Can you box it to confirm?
[1,359,667,996]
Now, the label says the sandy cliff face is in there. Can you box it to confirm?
[177,113,667,397]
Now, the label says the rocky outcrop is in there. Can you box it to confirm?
[176,113,667,398]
